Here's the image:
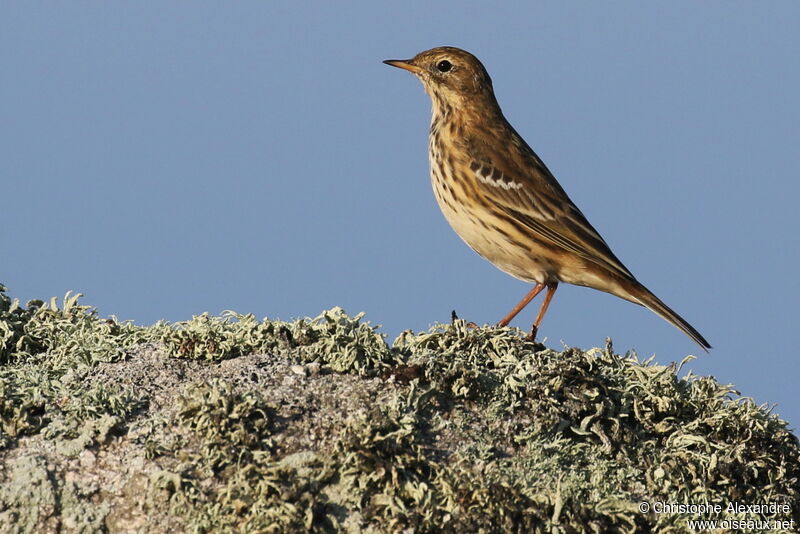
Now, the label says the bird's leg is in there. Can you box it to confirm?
[527,282,558,340]
[498,282,546,327]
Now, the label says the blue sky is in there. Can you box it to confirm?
[2,3,798,429]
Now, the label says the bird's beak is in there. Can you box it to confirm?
[383,59,425,75]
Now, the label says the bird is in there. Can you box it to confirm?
[383,47,710,351]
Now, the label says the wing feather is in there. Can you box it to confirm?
[470,157,635,280]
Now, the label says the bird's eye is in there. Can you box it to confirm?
[436,60,453,73]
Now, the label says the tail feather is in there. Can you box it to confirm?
[625,282,711,352]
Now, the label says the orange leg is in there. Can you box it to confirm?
[528,282,558,340]
[498,282,546,327]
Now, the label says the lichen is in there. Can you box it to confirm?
[0,284,798,533]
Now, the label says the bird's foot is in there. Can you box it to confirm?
[525,324,538,341]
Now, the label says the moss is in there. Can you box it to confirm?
[0,285,798,533]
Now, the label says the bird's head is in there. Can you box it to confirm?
[384,47,495,109]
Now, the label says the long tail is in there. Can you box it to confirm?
[624,281,711,352]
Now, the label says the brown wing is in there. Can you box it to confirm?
[468,150,636,281]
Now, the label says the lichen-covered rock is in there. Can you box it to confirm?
[1,286,798,533]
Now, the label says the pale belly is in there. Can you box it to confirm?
[431,177,556,284]
[425,124,632,298]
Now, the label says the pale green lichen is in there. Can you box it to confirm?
[174,379,276,473]
[157,307,397,374]
[0,285,798,533]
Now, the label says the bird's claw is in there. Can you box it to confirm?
[525,325,538,341]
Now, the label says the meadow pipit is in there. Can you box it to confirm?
[384,47,710,350]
